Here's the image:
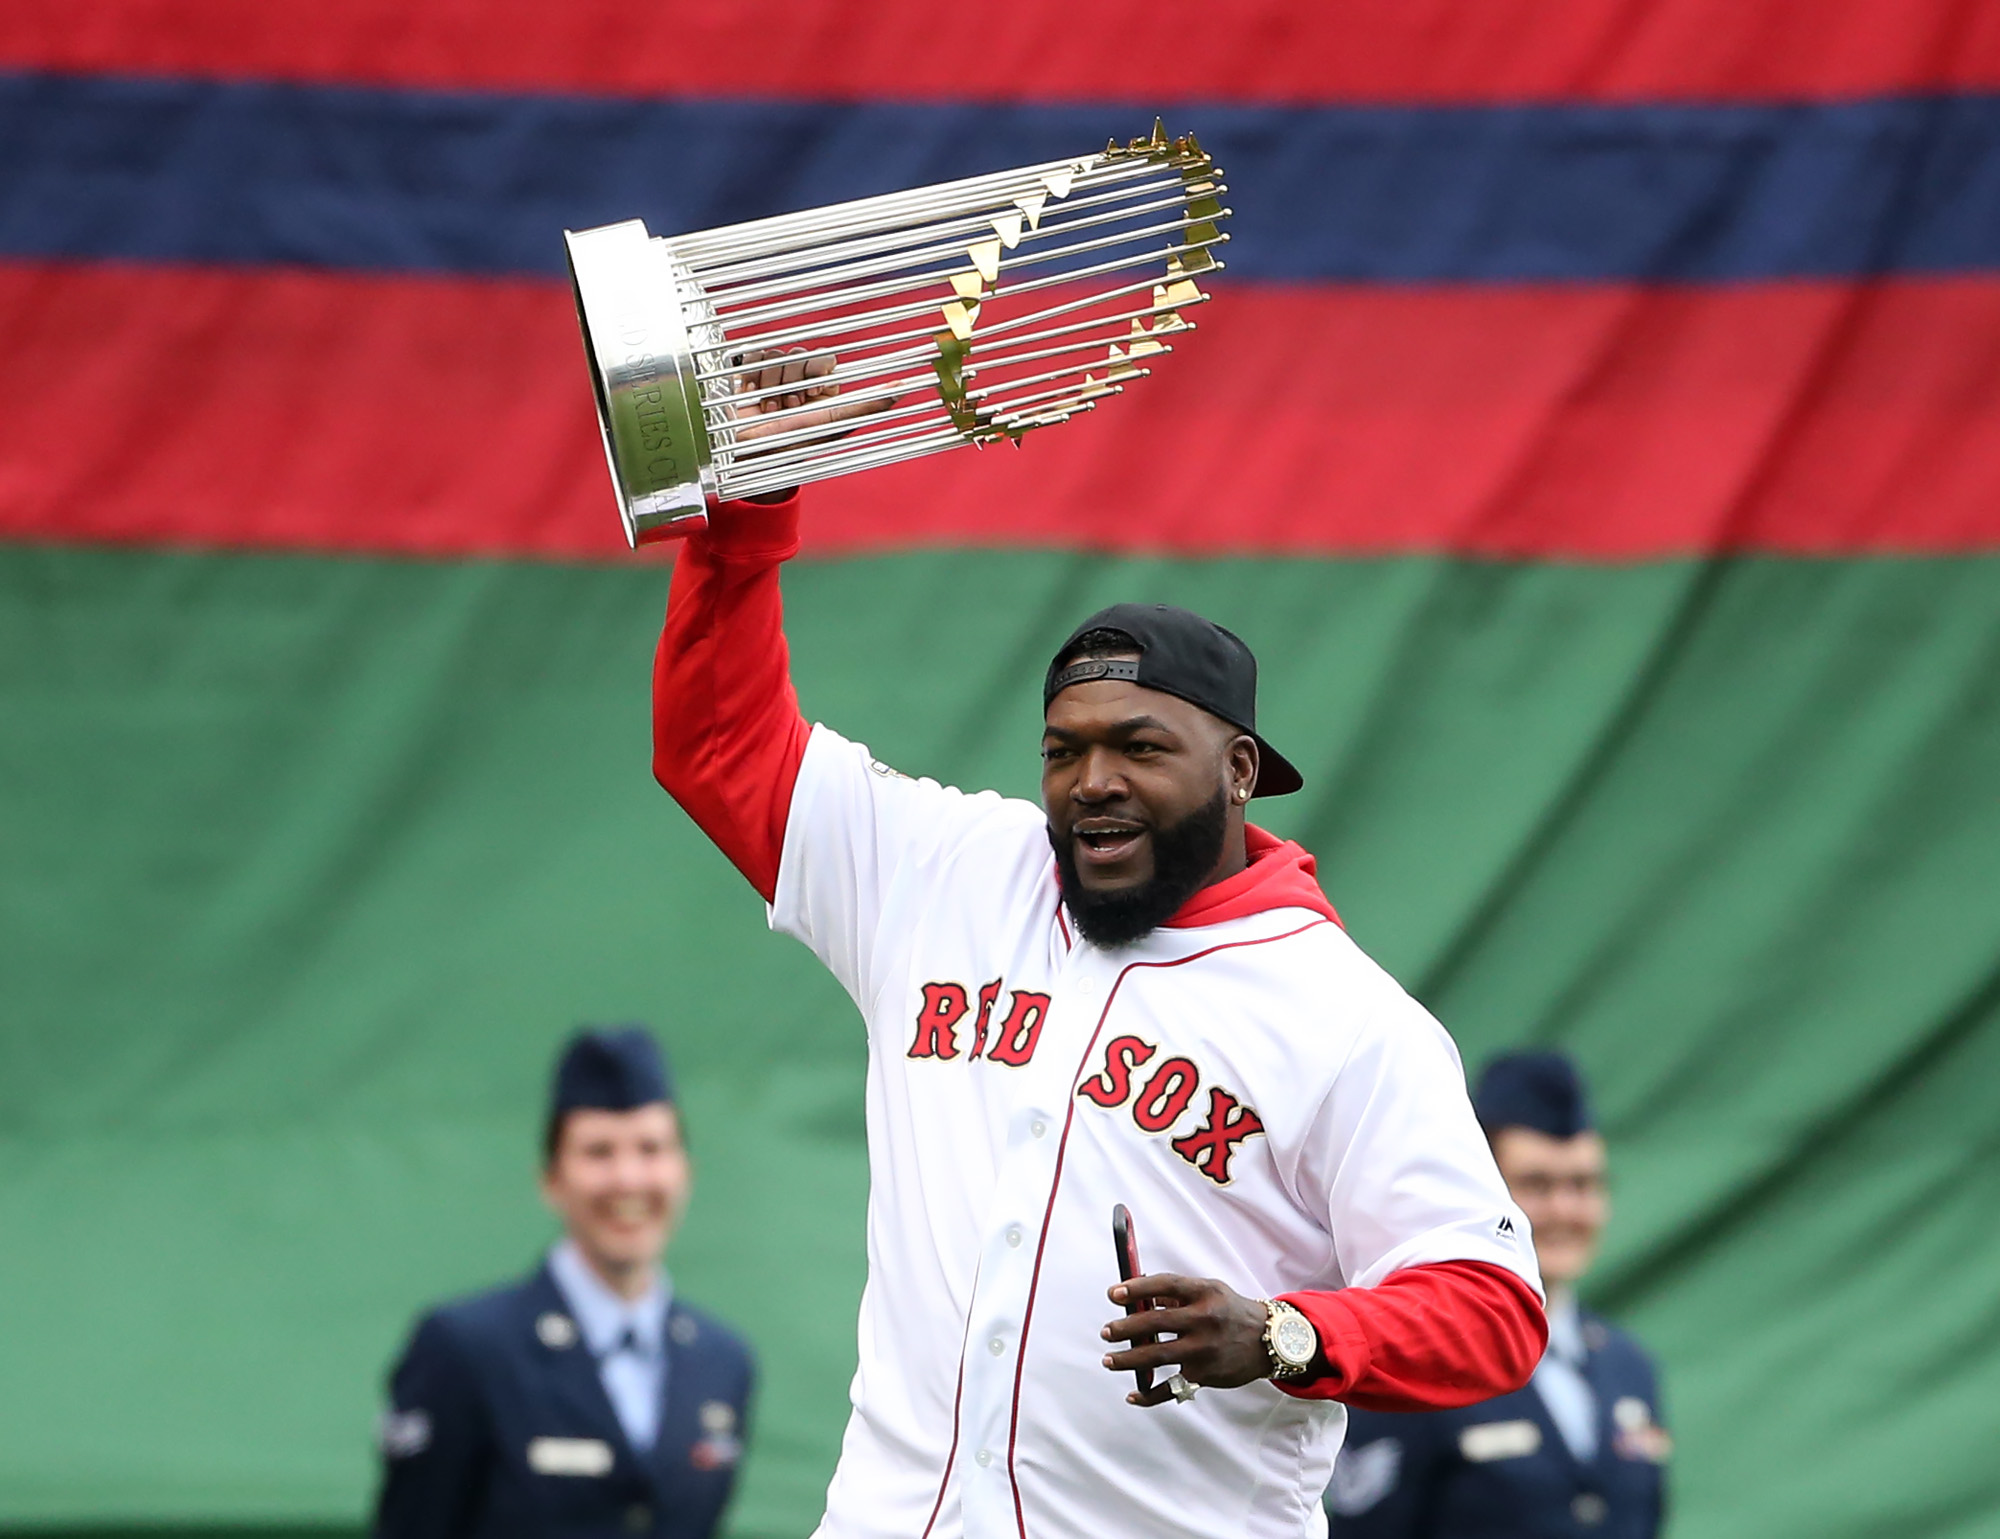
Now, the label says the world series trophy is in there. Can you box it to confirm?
[564,121,1229,546]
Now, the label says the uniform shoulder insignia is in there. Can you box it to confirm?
[868,758,910,780]
[536,1312,579,1349]
[1327,1437,1401,1517]
[377,1408,432,1459]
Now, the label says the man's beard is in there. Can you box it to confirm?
[1049,787,1230,948]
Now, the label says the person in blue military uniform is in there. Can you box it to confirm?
[374,1026,755,1539]
[1326,1052,1669,1539]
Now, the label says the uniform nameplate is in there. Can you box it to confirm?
[528,1436,614,1477]
[1458,1419,1542,1462]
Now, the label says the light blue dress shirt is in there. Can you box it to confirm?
[1532,1289,1598,1463]
[548,1240,672,1452]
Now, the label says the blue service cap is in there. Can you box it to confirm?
[550,1025,675,1117]
[1474,1050,1594,1139]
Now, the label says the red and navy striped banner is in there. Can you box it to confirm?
[3,0,1998,558]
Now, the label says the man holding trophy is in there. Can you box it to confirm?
[573,132,1550,1539]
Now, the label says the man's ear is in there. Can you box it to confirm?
[1229,736,1260,803]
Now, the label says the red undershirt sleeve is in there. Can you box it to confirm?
[651,493,811,904]
[1274,1259,1548,1412]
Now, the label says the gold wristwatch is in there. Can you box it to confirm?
[1263,1299,1318,1380]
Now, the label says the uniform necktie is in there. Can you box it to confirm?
[1534,1307,1599,1462]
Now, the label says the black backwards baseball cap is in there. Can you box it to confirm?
[1474,1051,1595,1140]
[1043,603,1304,798]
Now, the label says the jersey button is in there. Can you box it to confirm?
[1571,1493,1608,1527]
[1030,1119,1048,1138]
[1005,1225,1023,1248]
[624,1502,653,1532]
[988,1336,1006,1356]
[975,1448,993,1467]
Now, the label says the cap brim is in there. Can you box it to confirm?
[1251,737,1304,798]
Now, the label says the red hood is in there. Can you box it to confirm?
[1165,825,1341,929]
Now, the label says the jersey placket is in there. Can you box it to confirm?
[951,938,1116,1538]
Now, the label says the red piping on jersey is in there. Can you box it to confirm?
[1003,919,1331,1539]
[918,1255,984,1539]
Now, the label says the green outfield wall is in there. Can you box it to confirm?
[3,545,1998,1538]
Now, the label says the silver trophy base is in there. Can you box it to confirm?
[563,220,714,547]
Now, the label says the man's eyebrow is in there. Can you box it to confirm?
[1042,715,1177,741]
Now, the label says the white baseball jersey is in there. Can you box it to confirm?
[771,725,1540,1539]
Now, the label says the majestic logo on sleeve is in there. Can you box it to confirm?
[1076,1033,1266,1184]
[909,979,1050,1067]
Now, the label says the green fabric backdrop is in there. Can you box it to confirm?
[3,543,1998,1537]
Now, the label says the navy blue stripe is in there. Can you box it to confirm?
[3,72,1998,283]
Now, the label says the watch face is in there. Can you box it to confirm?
[1274,1312,1316,1365]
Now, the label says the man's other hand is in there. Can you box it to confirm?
[730,348,896,446]
[1100,1273,1273,1407]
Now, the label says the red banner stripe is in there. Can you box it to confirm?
[4,259,1998,561]
[4,0,1997,105]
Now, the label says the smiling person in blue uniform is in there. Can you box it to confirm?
[373,1027,755,1539]
[1326,1053,1669,1539]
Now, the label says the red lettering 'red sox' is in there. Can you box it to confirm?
[1171,1088,1266,1182]
[1077,1037,1265,1184]
[909,982,968,1059]
[908,979,1047,1068]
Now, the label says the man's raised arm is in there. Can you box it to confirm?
[652,351,896,898]
[651,492,811,903]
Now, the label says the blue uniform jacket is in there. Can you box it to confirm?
[1325,1311,1667,1539]
[373,1263,755,1539]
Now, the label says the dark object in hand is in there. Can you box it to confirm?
[1111,1204,1157,1393]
